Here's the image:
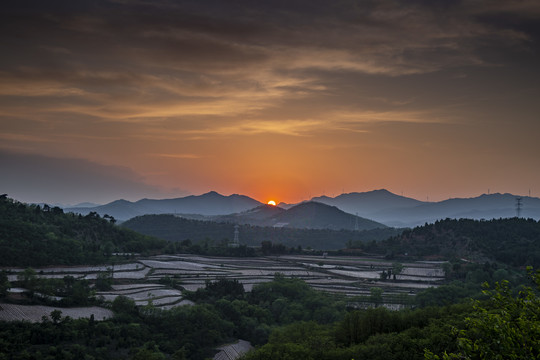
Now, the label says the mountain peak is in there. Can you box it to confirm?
[274,201,386,230]
[110,199,133,205]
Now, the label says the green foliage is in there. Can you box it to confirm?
[0,270,10,297]
[188,278,245,302]
[0,196,167,267]
[122,214,403,251]
[12,270,95,306]
[371,218,540,267]
[17,268,38,290]
[415,261,525,307]
[132,342,166,360]
[337,308,392,346]
[95,270,113,291]
[425,267,540,360]
[185,275,344,346]
[242,322,334,360]
[242,304,470,360]
[392,262,404,279]
[369,287,383,307]
[1,270,528,360]
[415,282,476,307]
[111,295,137,317]
[49,310,62,324]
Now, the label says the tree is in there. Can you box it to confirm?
[18,267,38,291]
[0,270,10,297]
[112,295,137,316]
[133,342,166,360]
[95,269,113,291]
[425,267,540,360]
[50,310,62,324]
[370,287,383,307]
[103,241,115,257]
[392,262,404,280]
[171,347,187,360]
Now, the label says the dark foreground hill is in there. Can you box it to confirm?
[365,217,540,267]
[214,201,386,231]
[0,196,166,267]
[122,214,401,250]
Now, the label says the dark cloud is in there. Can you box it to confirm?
[3,0,538,76]
[1,0,539,203]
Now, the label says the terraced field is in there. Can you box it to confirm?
[0,303,113,322]
[1,254,446,320]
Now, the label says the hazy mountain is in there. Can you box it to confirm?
[65,191,262,220]
[213,201,386,231]
[215,204,287,225]
[270,201,385,230]
[276,201,299,210]
[71,202,101,208]
[68,199,143,221]
[65,189,540,227]
[372,193,540,227]
[311,189,426,216]
[309,190,540,227]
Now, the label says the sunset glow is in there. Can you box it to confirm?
[267,200,277,206]
[1,1,539,205]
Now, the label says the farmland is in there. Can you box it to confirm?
[1,253,445,321]
[0,303,113,322]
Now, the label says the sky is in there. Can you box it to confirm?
[1,0,540,205]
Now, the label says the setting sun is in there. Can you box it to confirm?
[267,200,277,206]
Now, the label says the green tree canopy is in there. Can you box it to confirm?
[425,267,540,360]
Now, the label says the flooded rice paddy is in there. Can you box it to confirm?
[2,254,446,320]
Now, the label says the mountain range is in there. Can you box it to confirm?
[65,191,261,220]
[67,192,386,231]
[64,189,540,228]
[312,190,540,227]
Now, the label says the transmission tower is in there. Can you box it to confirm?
[230,224,240,247]
[516,197,523,218]
[354,213,359,231]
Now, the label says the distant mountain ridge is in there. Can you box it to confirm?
[65,189,540,227]
[312,189,425,215]
[309,190,540,227]
[65,191,262,221]
[213,201,386,231]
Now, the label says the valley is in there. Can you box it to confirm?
[1,253,444,322]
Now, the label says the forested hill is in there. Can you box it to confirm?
[215,201,386,231]
[0,196,166,267]
[369,218,540,267]
[122,214,402,250]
